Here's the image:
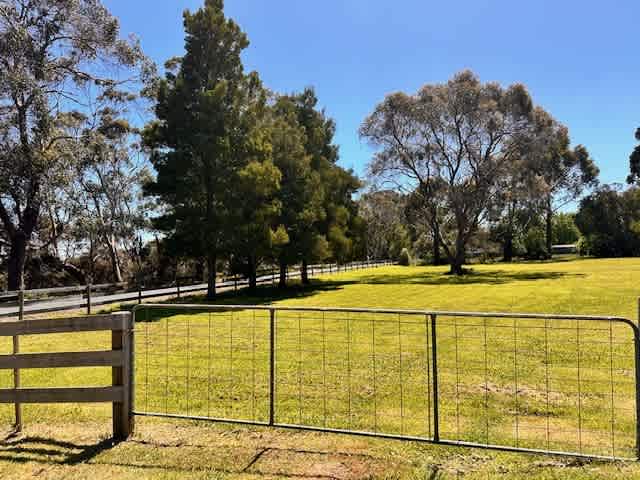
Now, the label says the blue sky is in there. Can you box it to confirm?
[106,0,639,188]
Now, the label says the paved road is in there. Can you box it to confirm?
[0,262,388,318]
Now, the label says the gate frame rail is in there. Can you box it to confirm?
[132,304,640,461]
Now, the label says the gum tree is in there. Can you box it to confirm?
[0,0,149,289]
[360,70,533,274]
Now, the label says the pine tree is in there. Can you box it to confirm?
[144,0,261,298]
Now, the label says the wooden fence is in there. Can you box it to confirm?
[0,312,134,439]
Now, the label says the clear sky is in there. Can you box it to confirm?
[105,0,639,188]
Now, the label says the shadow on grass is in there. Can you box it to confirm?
[0,435,117,466]
[355,269,585,286]
[122,266,583,323]
[125,279,355,322]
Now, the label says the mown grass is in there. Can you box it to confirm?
[2,257,640,478]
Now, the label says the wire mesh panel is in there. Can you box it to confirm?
[435,315,638,459]
[135,307,271,423]
[133,305,639,460]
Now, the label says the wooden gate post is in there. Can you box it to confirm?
[13,290,24,431]
[112,312,134,439]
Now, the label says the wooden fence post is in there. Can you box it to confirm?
[86,284,92,315]
[13,290,24,431]
[112,312,134,440]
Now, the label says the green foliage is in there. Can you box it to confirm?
[551,213,580,245]
[398,247,412,266]
[143,0,265,295]
[627,127,640,184]
[0,0,149,289]
[523,227,548,259]
[575,186,640,257]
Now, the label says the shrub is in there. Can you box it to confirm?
[398,248,411,266]
[523,227,548,259]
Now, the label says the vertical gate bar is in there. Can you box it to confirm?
[269,308,275,425]
[544,318,551,450]
[13,289,24,431]
[322,310,327,427]
[430,313,439,442]
[228,311,233,417]
[251,310,256,420]
[164,309,169,414]
[577,320,582,453]
[513,318,519,447]
[346,312,352,429]
[208,312,212,418]
[424,314,432,438]
[398,313,404,435]
[609,321,615,457]
[454,316,461,440]
[633,323,640,460]
[372,315,378,432]
[298,312,302,423]
[483,317,489,444]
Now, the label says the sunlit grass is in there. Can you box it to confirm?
[2,257,640,478]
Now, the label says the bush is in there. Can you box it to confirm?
[398,248,411,266]
[523,227,548,259]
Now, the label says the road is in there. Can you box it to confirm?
[0,262,389,318]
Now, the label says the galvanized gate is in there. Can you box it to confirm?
[132,304,640,460]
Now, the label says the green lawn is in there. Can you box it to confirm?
[2,257,640,479]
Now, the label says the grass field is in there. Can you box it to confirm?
[2,257,640,479]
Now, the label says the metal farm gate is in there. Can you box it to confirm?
[132,304,640,460]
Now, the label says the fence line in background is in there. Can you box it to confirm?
[132,304,640,461]
[0,260,393,318]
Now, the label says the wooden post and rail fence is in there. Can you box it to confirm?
[0,260,394,319]
[0,312,134,439]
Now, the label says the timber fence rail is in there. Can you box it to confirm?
[0,260,393,318]
[0,312,134,438]
[132,304,640,461]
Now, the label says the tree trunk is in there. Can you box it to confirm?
[546,202,553,258]
[248,255,257,291]
[106,236,123,283]
[207,252,216,299]
[7,234,27,291]
[301,258,309,285]
[432,222,441,266]
[195,258,205,282]
[449,235,466,275]
[278,257,287,288]
[503,233,514,262]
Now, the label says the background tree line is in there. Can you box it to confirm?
[1,1,637,293]
[0,0,364,295]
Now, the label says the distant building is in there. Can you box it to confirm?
[551,244,577,255]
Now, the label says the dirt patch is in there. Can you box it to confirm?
[247,448,398,479]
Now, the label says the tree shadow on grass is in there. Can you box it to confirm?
[125,280,355,323]
[125,267,583,323]
[355,269,585,286]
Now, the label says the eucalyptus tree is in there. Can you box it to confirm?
[526,107,599,255]
[70,112,151,283]
[144,0,267,298]
[0,0,150,289]
[360,70,534,275]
